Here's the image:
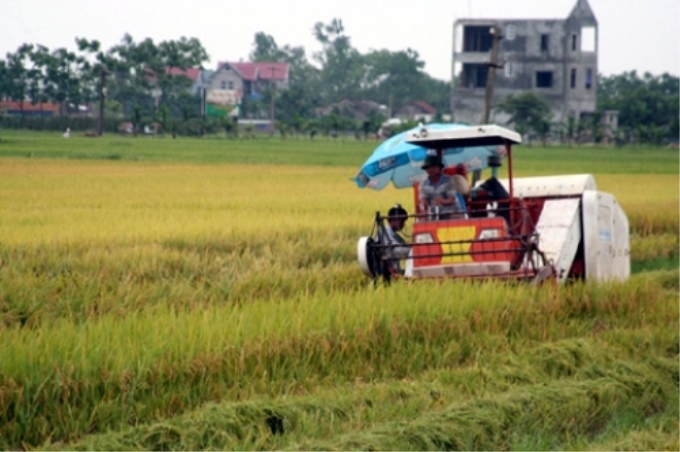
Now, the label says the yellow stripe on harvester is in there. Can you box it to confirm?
[438,226,476,263]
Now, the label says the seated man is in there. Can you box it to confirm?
[418,155,464,220]
[380,204,411,274]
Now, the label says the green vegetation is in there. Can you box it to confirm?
[1,29,677,144]
[0,130,678,174]
[0,23,449,136]
[0,133,677,450]
[599,72,679,144]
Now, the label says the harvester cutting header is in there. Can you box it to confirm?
[355,123,630,285]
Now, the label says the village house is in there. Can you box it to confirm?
[0,100,60,117]
[205,61,289,98]
[396,101,438,123]
[165,67,204,96]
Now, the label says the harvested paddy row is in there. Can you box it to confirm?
[45,353,678,450]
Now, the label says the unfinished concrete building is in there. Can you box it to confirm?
[451,0,598,127]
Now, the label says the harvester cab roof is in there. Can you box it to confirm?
[357,123,630,285]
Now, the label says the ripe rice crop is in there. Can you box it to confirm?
[0,133,677,450]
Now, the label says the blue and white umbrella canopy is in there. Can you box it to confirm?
[354,123,501,190]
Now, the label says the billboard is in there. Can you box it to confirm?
[205,89,241,117]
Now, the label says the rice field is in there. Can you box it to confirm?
[0,131,678,450]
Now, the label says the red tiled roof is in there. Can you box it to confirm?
[0,101,59,112]
[165,67,201,82]
[217,61,289,81]
[413,101,437,114]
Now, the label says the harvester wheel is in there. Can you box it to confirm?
[357,236,392,285]
[357,237,381,278]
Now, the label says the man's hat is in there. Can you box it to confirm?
[421,155,444,169]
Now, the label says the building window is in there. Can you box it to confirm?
[506,24,516,40]
[220,81,226,89]
[462,63,488,88]
[585,68,593,89]
[570,68,577,88]
[228,81,234,90]
[571,34,578,51]
[540,34,549,52]
[536,71,553,88]
[504,62,514,78]
[462,26,494,52]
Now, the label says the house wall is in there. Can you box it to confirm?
[207,66,245,93]
[253,78,289,93]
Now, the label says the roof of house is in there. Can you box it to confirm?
[165,67,201,82]
[413,101,437,114]
[0,101,59,112]
[217,61,289,81]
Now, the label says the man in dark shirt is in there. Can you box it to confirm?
[381,204,410,274]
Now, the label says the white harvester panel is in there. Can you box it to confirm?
[493,174,597,199]
[582,191,630,281]
[534,199,582,282]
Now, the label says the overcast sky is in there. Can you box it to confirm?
[1,0,678,81]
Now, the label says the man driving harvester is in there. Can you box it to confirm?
[418,155,464,220]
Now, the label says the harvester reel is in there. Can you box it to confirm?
[357,236,391,284]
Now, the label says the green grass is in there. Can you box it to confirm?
[632,255,679,273]
[0,129,678,174]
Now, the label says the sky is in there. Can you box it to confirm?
[1,0,678,81]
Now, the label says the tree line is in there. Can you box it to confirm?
[0,19,447,137]
[0,19,677,144]
[497,71,678,146]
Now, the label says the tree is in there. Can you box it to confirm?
[106,34,208,123]
[249,32,286,62]
[0,59,7,99]
[598,71,679,144]
[248,32,322,121]
[246,26,450,126]
[565,115,576,145]
[25,45,51,112]
[4,45,34,122]
[313,19,363,103]
[361,48,426,112]
[42,47,87,116]
[587,111,604,144]
[534,118,551,147]
[496,92,551,144]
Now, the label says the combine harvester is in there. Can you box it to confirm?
[356,124,630,284]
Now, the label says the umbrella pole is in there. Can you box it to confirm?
[506,141,514,200]
[436,148,443,160]
[506,140,515,229]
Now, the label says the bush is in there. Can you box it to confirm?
[0,115,121,133]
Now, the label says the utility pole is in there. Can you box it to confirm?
[473,25,504,185]
[481,25,503,125]
[269,66,276,134]
[97,68,107,136]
